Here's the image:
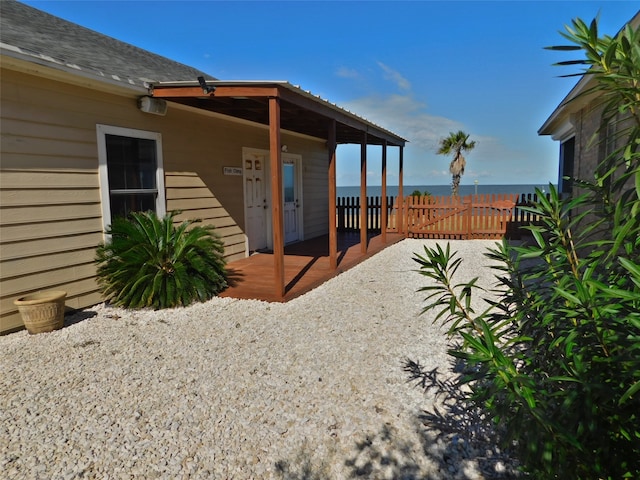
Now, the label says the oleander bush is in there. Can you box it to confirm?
[95,211,227,309]
[412,17,640,478]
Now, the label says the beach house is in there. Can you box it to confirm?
[538,11,640,196]
[0,0,407,333]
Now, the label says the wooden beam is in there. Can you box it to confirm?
[360,134,367,254]
[207,86,280,98]
[269,97,285,298]
[151,86,213,98]
[152,85,279,99]
[328,120,338,270]
[381,140,387,243]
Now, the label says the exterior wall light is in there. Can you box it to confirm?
[138,96,167,116]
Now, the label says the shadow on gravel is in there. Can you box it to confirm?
[274,422,437,480]
[274,358,521,480]
[403,357,521,479]
[65,309,98,327]
[274,442,333,480]
[341,422,439,479]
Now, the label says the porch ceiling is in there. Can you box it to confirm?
[150,80,407,147]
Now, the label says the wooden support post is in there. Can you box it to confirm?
[328,120,338,270]
[464,196,472,240]
[360,134,367,254]
[398,146,404,235]
[269,97,285,298]
[381,140,387,243]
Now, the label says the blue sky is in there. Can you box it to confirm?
[23,1,639,187]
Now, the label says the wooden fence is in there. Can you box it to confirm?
[336,193,547,240]
[508,192,548,238]
[401,193,517,240]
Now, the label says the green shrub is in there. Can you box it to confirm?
[413,17,640,478]
[414,186,639,477]
[95,211,227,309]
[410,189,432,197]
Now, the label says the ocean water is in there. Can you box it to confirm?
[336,184,552,198]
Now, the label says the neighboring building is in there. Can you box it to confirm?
[0,0,406,333]
[538,11,640,196]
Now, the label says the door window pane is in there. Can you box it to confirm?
[283,163,295,202]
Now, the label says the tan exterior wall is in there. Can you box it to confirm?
[281,138,329,239]
[0,66,329,333]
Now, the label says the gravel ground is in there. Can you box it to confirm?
[1,239,518,479]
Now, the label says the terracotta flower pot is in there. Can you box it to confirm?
[14,290,67,334]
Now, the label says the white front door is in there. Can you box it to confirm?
[283,155,301,244]
[243,152,267,252]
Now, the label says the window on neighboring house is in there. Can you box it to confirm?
[97,125,166,228]
[605,121,617,159]
[597,118,620,193]
[559,136,575,194]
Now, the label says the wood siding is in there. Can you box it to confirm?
[0,67,331,333]
[287,138,329,239]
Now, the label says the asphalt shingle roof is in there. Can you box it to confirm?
[0,0,215,88]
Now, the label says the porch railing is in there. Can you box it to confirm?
[336,192,548,239]
[336,196,395,232]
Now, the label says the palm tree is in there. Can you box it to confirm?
[437,130,476,196]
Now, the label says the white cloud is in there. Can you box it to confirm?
[367,170,381,183]
[336,66,360,79]
[344,94,463,152]
[377,62,411,91]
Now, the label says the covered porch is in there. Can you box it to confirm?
[151,80,408,301]
[220,231,405,302]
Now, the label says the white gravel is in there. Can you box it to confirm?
[0,239,516,479]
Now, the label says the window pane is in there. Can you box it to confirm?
[110,193,157,219]
[559,137,575,194]
[283,163,295,202]
[105,134,157,190]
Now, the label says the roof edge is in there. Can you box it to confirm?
[1,45,148,95]
[538,10,640,136]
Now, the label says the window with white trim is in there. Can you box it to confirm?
[97,125,166,228]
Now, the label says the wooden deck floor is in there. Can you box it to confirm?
[219,232,405,302]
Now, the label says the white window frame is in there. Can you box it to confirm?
[96,124,166,230]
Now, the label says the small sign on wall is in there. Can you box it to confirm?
[223,166,243,176]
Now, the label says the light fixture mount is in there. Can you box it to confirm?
[198,76,215,94]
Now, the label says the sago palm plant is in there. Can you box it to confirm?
[95,211,227,309]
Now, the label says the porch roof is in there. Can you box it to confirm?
[150,80,408,147]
